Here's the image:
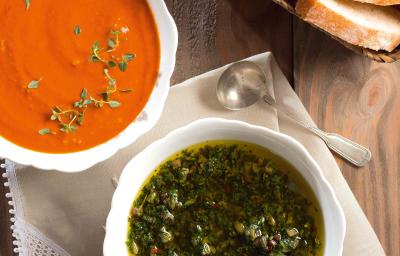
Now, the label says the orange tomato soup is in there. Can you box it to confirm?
[0,0,160,153]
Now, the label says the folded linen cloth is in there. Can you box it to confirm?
[1,52,385,256]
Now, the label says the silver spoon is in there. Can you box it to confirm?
[216,61,371,167]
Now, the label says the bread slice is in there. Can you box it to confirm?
[296,0,400,51]
[352,0,400,6]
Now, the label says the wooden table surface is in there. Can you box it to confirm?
[1,1,399,255]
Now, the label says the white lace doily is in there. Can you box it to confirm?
[1,159,71,256]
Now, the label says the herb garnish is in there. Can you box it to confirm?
[38,128,52,135]
[100,68,117,101]
[119,53,135,72]
[108,60,117,68]
[90,41,105,63]
[107,29,120,52]
[50,105,82,133]
[25,0,30,10]
[48,87,122,133]
[73,88,92,109]
[108,100,121,108]
[108,38,117,50]
[90,29,136,71]
[41,27,134,135]
[27,79,41,89]
[74,25,81,36]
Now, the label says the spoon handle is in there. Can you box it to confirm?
[308,127,372,167]
[263,97,371,167]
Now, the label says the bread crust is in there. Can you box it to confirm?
[296,0,400,51]
[352,0,400,6]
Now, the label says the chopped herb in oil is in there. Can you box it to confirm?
[127,143,322,256]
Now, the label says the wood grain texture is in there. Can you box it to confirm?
[0,161,13,256]
[293,18,400,256]
[164,0,293,84]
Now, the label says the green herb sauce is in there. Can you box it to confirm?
[127,141,324,255]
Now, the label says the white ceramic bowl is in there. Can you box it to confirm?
[104,118,346,256]
[0,0,178,172]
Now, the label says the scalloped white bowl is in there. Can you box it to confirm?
[0,0,178,172]
[104,118,346,256]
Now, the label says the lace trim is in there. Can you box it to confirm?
[22,220,70,256]
[2,160,24,254]
[1,159,71,256]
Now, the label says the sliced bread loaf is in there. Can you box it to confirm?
[296,0,400,51]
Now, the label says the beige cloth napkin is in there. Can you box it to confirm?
[13,53,384,255]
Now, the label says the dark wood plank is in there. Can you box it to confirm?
[0,161,13,256]
[164,0,293,85]
[0,1,293,255]
[293,18,400,256]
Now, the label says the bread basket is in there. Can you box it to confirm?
[273,0,400,63]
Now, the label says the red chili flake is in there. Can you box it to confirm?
[244,175,252,183]
[224,186,233,194]
[150,246,160,254]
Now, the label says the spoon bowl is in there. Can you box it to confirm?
[216,61,266,110]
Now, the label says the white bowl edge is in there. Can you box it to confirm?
[0,0,178,172]
[104,118,346,256]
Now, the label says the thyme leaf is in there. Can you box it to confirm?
[74,25,81,36]
[77,112,85,126]
[108,61,117,68]
[80,88,87,100]
[118,53,135,72]
[25,0,30,10]
[60,123,77,133]
[108,100,121,108]
[118,62,127,72]
[123,53,135,62]
[108,38,116,50]
[38,128,52,135]
[27,79,41,89]
[90,41,104,63]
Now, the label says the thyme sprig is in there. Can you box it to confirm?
[107,29,120,53]
[90,97,121,108]
[44,87,122,134]
[50,105,82,133]
[100,68,117,101]
[90,41,106,63]
[90,28,136,72]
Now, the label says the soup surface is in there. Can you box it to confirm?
[127,141,324,256]
[0,0,160,153]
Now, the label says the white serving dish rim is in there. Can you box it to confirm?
[0,0,178,172]
[104,118,346,256]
